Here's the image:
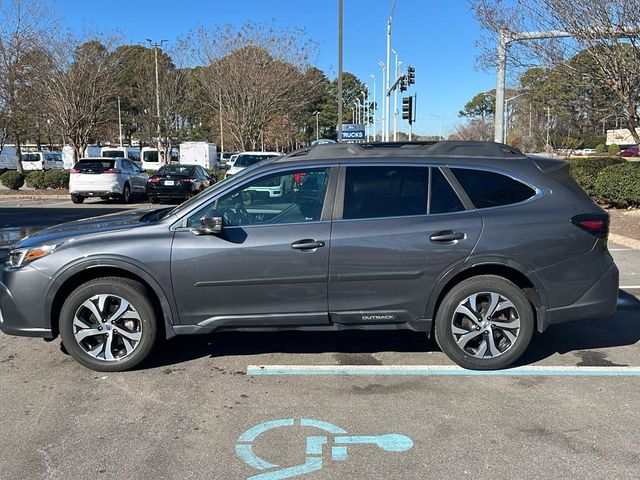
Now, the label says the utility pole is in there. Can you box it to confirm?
[546,106,551,153]
[147,39,167,162]
[219,91,224,153]
[385,0,397,141]
[379,61,385,141]
[314,111,320,140]
[117,97,123,147]
[361,90,368,141]
[337,0,344,141]
[370,74,377,141]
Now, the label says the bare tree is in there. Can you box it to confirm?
[0,0,55,172]
[449,118,494,141]
[36,36,124,162]
[194,22,322,151]
[472,0,640,144]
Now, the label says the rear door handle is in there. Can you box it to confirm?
[429,231,465,243]
[291,239,326,250]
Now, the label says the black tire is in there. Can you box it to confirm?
[434,275,534,370]
[149,196,160,204]
[59,277,159,372]
[120,183,131,204]
[71,194,84,204]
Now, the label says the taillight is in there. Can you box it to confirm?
[148,177,161,184]
[104,168,121,174]
[179,178,193,184]
[571,213,609,239]
[70,169,80,174]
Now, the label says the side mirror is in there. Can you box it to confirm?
[195,210,223,235]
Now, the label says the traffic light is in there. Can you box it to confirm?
[399,75,408,92]
[402,96,413,123]
[407,66,416,85]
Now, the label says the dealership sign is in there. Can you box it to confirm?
[340,124,365,140]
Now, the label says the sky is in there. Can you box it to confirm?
[57,0,497,137]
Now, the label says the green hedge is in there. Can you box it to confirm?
[24,169,70,189]
[0,171,25,190]
[44,169,70,189]
[569,157,625,196]
[25,171,47,189]
[594,163,640,208]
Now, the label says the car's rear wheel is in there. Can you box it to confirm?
[71,194,84,204]
[59,277,159,372]
[434,275,534,370]
[120,184,131,203]
[149,196,160,204]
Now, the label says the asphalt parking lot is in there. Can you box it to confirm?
[1,199,639,479]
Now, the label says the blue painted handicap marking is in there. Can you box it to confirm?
[236,418,413,480]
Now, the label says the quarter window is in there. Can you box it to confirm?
[430,168,465,214]
[343,166,428,219]
[188,168,331,228]
[451,168,535,208]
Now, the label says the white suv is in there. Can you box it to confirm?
[69,157,148,204]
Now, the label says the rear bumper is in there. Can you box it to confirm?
[0,267,53,339]
[544,262,619,326]
[147,185,195,199]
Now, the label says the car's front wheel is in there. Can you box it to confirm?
[434,275,534,370]
[71,194,84,204]
[59,277,159,371]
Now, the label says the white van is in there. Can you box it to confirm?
[100,146,141,165]
[141,147,179,171]
[21,151,64,171]
[179,142,217,170]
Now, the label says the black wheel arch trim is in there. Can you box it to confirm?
[425,255,550,333]
[44,255,178,339]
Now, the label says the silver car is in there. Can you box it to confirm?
[69,157,149,204]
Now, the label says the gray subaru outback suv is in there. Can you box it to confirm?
[0,142,619,371]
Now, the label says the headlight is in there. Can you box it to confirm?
[5,244,59,269]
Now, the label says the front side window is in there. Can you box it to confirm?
[187,168,331,228]
[451,168,536,209]
[343,166,428,220]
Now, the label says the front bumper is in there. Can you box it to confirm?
[0,266,53,339]
[545,262,619,325]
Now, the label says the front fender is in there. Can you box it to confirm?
[45,255,178,339]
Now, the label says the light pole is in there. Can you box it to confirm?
[392,49,402,141]
[147,39,167,162]
[337,0,344,142]
[314,111,320,140]
[385,0,397,142]
[361,90,368,141]
[370,74,377,141]
[503,92,526,144]
[379,61,385,141]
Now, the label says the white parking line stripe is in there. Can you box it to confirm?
[610,248,634,251]
[620,286,640,289]
[247,365,640,377]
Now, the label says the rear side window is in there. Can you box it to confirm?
[344,166,428,219]
[451,168,535,208]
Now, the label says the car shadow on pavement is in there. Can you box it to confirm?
[516,290,640,366]
[144,329,438,369]
[144,290,640,370]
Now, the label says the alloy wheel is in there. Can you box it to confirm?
[72,294,143,361]
[450,292,521,359]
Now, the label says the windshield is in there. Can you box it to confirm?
[234,154,276,167]
[143,151,159,163]
[102,150,123,158]
[156,165,196,176]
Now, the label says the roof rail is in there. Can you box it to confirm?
[283,140,526,160]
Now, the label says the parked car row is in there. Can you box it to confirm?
[68,150,282,204]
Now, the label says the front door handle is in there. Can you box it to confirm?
[291,239,326,250]
[429,231,465,243]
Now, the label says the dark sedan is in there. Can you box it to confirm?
[146,164,212,203]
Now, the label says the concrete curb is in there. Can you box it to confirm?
[609,233,640,251]
[0,194,68,200]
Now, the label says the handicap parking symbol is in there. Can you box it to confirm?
[236,418,413,479]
